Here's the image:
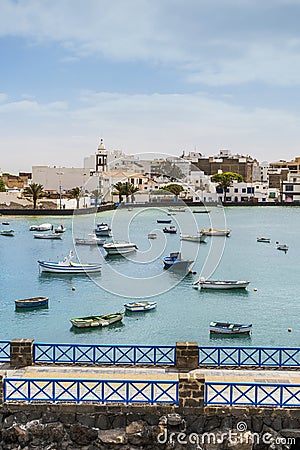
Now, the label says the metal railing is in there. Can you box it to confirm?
[199,346,300,367]
[4,378,178,405]
[34,343,176,365]
[205,382,300,407]
[0,341,10,362]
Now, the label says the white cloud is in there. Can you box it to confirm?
[0,90,300,172]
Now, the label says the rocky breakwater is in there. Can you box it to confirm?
[0,405,300,450]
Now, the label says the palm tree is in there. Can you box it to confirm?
[23,183,44,209]
[123,182,139,202]
[69,187,82,209]
[113,182,126,203]
[91,189,101,207]
[211,172,243,203]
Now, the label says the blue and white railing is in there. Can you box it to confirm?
[0,341,11,362]
[34,343,176,365]
[4,378,178,405]
[199,346,300,367]
[205,381,300,408]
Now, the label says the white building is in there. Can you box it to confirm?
[282,172,300,202]
[32,166,90,192]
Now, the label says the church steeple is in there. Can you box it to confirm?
[96,138,108,172]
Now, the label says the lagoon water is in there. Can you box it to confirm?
[0,206,299,347]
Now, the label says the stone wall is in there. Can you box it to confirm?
[0,403,299,449]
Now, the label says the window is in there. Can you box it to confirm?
[226,197,231,202]
[195,196,199,201]
[242,188,246,193]
[234,188,238,193]
[247,187,254,194]
[285,185,294,191]
[216,187,223,193]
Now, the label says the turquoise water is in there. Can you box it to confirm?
[0,207,299,347]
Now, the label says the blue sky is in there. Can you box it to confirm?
[1,0,300,173]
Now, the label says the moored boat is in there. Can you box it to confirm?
[70,312,124,328]
[163,252,193,272]
[29,223,53,232]
[192,210,210,214]
[75,236,106,246]
[257,237,271,243]
[95,223,112,237]
[15,296,49,309]
[148,233,157,239]
[124,301,157,312]
[157,219,172,224]
[209,321,252,335]
[2,221,10,225]
[201,228,231,237]
[193,279,249,289]
[34,233,62,240]
[0,229,14,236]
[103,241,138,256]
[277,244,288,252]
[163,226,177,234]
[167,207,186,212]
[54,224,66,233]
[38,251,101,273]
[180,233,207,243]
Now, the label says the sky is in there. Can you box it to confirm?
[1,0,300,173]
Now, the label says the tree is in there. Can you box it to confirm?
[91,189,101,207]
[113,182,139,203]
[113,182,126,203]
[69,187,82,208]
[211,172,243,203]
[162,183,184,198]
[23,183,44,209]
[0,177,6,192]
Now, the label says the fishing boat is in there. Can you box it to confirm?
[209,321,252,335]
[54,224,66,234]
[157,219,172,224]
[257,237,271,243]
[277,244,288,252]
[34,233,62,240]
[167,207,186,213]
[103,241,138,256]
[193,279,249,290]
[70,312,124,328]
[2,221,10,225]
[163,252,193,272]
[124,301,157,312]
[15,296,49,309]
[192,210,210,214]
[200,228,231,237]
[163,226,177,234]
[180,233,207,243]
[38,251,101,273]
[0,229,14,236]
[75,235,106,246]
[29,223,53,232]
[94,223,112,237]
[148,233,157,239]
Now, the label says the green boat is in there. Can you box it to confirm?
[70,312,124,328]
[0,229,14,236]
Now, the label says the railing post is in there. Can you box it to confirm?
[176,341,199,371]
[0,375,4,404]
[10,339,34,368]
[178,373,205,409]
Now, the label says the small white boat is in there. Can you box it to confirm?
[193,279,249,290]
[34,233,62,240]
[200,228,231,237]
[277,244,288,252]
[210,321,252,335]
[29,223,53,232]
[124,301,157,312]
[95,223,112,237]
[148,233,157,239]
[38,251,101,273]
[181,233,207,243]
[103,242,138,256]
[75,236,106,246]
[167,207,186,213]
[54,224,66,234]
[257,237,271,243]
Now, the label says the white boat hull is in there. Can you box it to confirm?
[103,243,137,256]
[124,302,157,312]
[194,280,249,290]
[38,261,101,273]
[75,238,105,246]
[181,234,207,243]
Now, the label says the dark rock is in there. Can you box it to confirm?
[13,412,28,424]
[26,420,45,437]
[3,415,16,429]
[143,413,159,426]
[69,423,98,445]
[252,415,263,433]
[185,415,205,433]
[44,422,66,442]
[126,420,148,445]
[98,428,127,445]
[26,411,42,422]
[59,413,76,426]
[41,412,59,424]
[76,414,96,428]
[94,414,110,430]
[205,415,221,431]
[112,414,126,429]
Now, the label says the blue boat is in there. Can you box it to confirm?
[163,252,193,272]
[157,219,171,224]
[15,296,49,309]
